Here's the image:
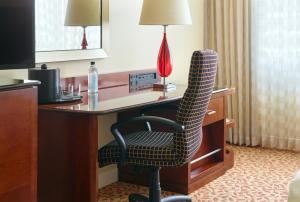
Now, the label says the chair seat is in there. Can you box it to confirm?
[99,131,179,167]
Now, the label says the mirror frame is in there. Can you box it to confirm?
[35,0,109,63]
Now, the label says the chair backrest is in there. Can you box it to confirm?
[174,50,218,165]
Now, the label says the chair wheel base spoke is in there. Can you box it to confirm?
[129,193,149,202]
[161,195,192,202]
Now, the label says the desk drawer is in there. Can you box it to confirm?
[203,97,224,126]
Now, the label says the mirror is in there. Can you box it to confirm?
[35,0,107,63]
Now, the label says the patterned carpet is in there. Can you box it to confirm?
[98,146,300,202]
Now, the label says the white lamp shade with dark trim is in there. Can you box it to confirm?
[65,0,100,26]
[139,0,192,26]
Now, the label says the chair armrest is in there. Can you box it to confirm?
[140,105,179,131]
[112,116,184,132]
[110,116,185,166]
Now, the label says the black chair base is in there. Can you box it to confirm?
[129,193,192,202]
[128,167,192,202]
[129,193,149,202]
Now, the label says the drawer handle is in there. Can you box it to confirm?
[207,110,216,116]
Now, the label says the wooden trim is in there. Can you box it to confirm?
[60,68,158,92]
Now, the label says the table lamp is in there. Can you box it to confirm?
[139,0,192,90]
[65,0,100,49]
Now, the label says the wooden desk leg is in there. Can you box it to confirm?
[38,110,98,202]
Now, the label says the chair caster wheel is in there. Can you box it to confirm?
[129,193,149,202]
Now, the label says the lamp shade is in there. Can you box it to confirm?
[65,0,100,26]
[139,0,192,25]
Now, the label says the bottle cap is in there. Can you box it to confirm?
[91,61,95,65]
[41,64,48,70]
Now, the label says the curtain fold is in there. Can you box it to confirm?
[205,0,253,146]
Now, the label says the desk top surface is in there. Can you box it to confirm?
[0,78,40,91]
[39,85,233,115]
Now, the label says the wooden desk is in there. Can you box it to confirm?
[38,72,234,202]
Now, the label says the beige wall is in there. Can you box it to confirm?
[0,0,204,187]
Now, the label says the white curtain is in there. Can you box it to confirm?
[251,0,300,151]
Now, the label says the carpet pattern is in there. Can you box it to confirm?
[98,146,300,202]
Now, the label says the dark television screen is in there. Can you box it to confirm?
[0,0,35,69]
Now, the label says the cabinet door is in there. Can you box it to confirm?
[0,87,37,202]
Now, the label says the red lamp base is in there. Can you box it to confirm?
[157,26,172,78]
[81,27,88,50]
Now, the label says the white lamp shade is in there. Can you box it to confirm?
[65,0,100,26]
[139,0,192,25]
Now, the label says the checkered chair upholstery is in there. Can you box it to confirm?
[99,50,218,168]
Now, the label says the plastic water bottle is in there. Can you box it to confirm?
[88,93,99,111]
[88,61,98,94]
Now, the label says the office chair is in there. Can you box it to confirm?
[99,50,218,202]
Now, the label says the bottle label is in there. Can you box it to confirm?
[88,72,99,93]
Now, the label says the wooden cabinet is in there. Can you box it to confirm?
[0,86,38,202]
[203,96,224,126]
[118,89,234,194]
